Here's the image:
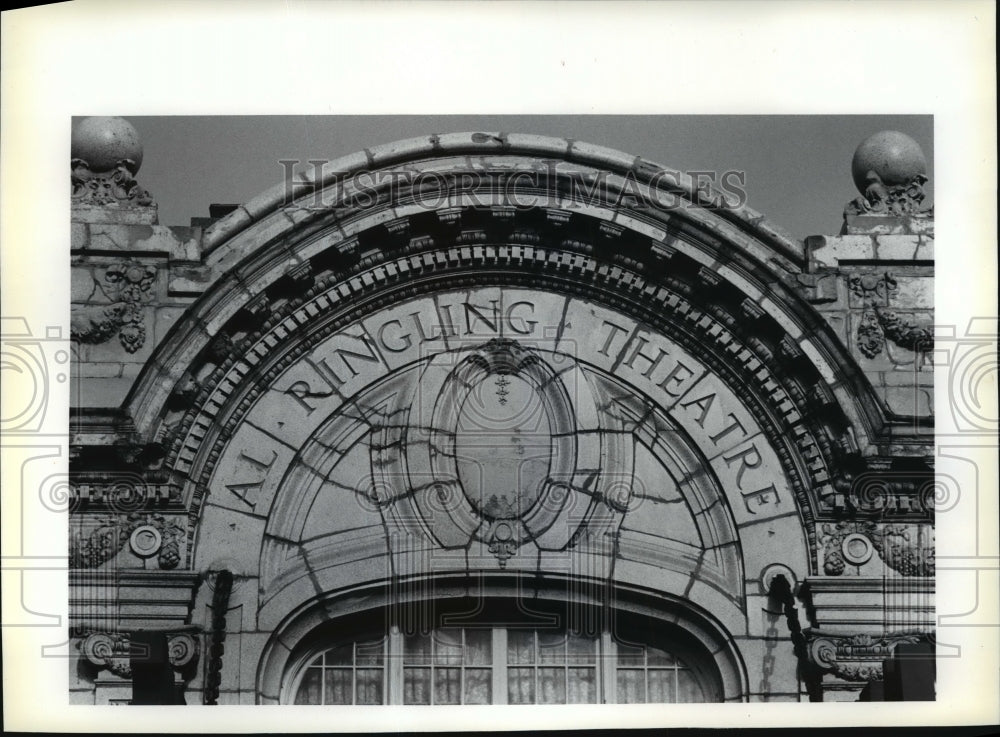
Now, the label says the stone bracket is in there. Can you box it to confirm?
[79,630,200,680]
[803,628,929,682]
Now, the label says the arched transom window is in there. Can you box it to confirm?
[290,623,715,705]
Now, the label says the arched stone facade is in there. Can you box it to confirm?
[69,124,935,704]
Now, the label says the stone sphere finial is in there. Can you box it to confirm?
[71,117,144,173]
[851,131,927,195]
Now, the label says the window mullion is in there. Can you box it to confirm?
[459,630,466,705]
[601,630,616,704]
[493,628,507,705]
[388,627,402,705]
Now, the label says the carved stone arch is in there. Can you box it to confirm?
[126,135,886,696]
[69,129,938,706]
[254,573,751,705]
[124,133,889,470]
[230,336,772,637]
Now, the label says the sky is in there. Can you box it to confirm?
[126,115,933,241]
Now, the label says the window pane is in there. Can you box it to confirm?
[404,633,431,665]
[677,669,705,703]
[434,667,462,704]
[404,667,431,704]
[615,642,644,666]
[538,667,566,704]
[507,667,535,704]
[434,630,463,665]
[567,666,596,703]
[465,629,492,665]
[646,645,675,666]
[567,633,596,663]
[356,638,385,666]
[647,668,674,703]
[326,643,352,666]
[617,668,646,703]
[356,668,384,704]
[294,668,322,704]
[325,668,353,705]
[538,632,566,664]
[507,630,535,664]
[464,668,491,704]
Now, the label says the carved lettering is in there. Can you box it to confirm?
[332,332,383,376]
[281,354,349,416]
[505,301,538,335]
[285,380,318,415]
[438,303,458,338]
[742,483,780,514]
[377,319,412,353]
[679,392,716,429]
[709,412,749,446]
[598,320,630,357]
[657,360,695,396]
[723,442,763,490]
[463,301,500,335]
[621,335,669,378]
[224,448,277,510]
[409,310,448,343]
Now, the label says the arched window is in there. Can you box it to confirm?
[285,604,721,705]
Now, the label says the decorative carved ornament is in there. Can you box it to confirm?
[161,235,848,571]
[72,158,154,207]
[828,470,937,519]
[804,629,926,682]
[71,260,156,353]
[79,631,198,679]
[370,337,633,568]
[844,171,931,219]
[819,521,934,576]
[848,272,933,358]
[203,570,233,706]
[70,512,184,569]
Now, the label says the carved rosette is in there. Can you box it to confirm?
[819,521,934,576]
[71,260,156,354]
[79,631,199,679]
[70,512,185,570]
[805,629,925,682]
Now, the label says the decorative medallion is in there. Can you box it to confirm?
[372,338,634,567]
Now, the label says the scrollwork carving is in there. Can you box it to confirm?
[72,158,155,207]
[166,633,199,669]
[71,261,156,353]
[80,631,132,678]
[844,171,930,218]
[805,629,925,682]
[485,519,519,568]
[79,631,200,680]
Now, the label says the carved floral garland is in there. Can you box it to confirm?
[820,521,934,576]
[848,272,933,358]
[70,512,183,569]
[71,260,156,353]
